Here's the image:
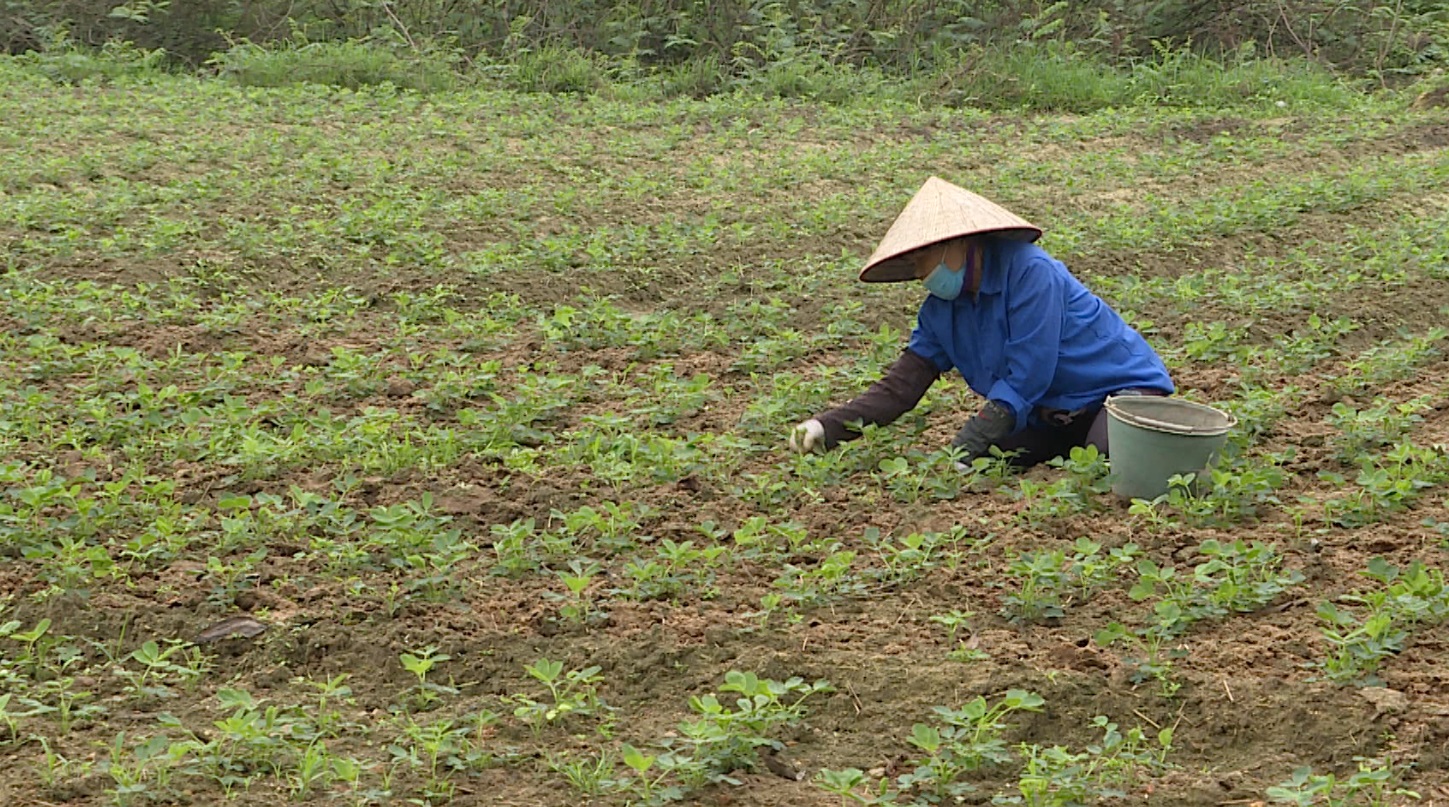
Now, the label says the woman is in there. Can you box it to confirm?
[789,177,1173,467]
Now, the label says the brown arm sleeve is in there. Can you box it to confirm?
[815,349,941,448]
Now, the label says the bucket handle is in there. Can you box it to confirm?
[1111,409,1232,435]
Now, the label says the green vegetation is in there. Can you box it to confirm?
[1,44,1448,806]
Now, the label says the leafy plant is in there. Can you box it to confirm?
[896,690,1046,801]
[398,647,457,712]
[505,659,613,736]
[669,671,833,785]
[1002,539,1137,623]
[994,716,1174,806]
[1266,756,1418,806]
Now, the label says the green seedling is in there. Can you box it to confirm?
[547,557,605,623]
[1313,557,1449,684]
[1316,603,1405,685]
[996,716,1174,806]
[389,714,499,799]
[1003,539,1136,623]
[672,671,833,784]
[897,690,1045,801]
[505,658,612,736]
[1095,622,1184,698]
[33,733,94,789]
[617,539,727,601]
[1266,755,1419,806]
[618,742,673,803]
[546,749,623,797]
[0,694,33,743]
[10,618,58,676]
[1320,442,1448,527]
[816,766,901,805]
[115,639,207,701]
[1192,538,1304,617]
[105,732,198,807]
[929,609,989,662]
[1017,445,1114,522]
[398,647,457,711]
[297,673,361,738]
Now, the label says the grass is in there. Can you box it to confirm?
[1,53,1448,806]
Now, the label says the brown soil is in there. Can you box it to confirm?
[3,85,1449,807]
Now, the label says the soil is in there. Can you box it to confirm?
[2,82,1448,807]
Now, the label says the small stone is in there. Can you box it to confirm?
[762,752,804,782]
[1359,687,1409,718]
[194,615,268,644]
[386,378,417,397]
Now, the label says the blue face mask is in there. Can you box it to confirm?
[922,261,964,300]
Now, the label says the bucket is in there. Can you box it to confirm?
[1104,396,1237,500]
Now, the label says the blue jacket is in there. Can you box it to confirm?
[906,239,1173,434]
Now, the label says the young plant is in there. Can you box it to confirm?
[1095,622,1184,698]
[816,766,902,806]
[930,610,990,663]
[505,658,613,736]
[1192,538,1304,618]
[114,639,207,701]
[996,716,1174,806]
[548,558,605,623]
[1002,539,1135,624]
[671,671,834,784]
[397,646,457,712]
[546,749,625,797]
[1265,756,1418,806]
[1018,444,1114,522]
[616,539,727,601]
[390,713,499,799]
[1315,603,1406,686]
[897,690,1046,802]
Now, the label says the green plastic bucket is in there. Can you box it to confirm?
[1104,396,1237,500]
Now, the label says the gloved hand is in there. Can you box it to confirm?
[789,419,825,453]
[950,400,1015,464]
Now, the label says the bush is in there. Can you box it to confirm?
[937,41,1132,112]
[1125,45,1366,108]
[7,0,1445,80]
[17,32,169,85]
[658,53,728,100]
[500,44,609,94]
[913,40,1363,112]
[209,39,459,91]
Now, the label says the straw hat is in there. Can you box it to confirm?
[859,176,1042,282]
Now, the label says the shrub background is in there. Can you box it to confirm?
[3,0,1446,90]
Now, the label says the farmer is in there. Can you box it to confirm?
[789,176,1174,468]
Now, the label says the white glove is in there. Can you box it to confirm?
[789,419,825,453]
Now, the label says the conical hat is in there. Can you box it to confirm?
[859,177,1042,282]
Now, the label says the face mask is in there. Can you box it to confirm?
[922,261,964,300]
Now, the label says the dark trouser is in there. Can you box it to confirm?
[994,389,1168,468]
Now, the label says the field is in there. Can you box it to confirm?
[2,60,1449,807]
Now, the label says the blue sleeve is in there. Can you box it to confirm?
[906,303,953,373]
[987,258,1064,433]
